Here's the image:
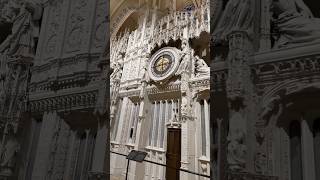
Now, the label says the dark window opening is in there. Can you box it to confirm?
[0,23,12,45]
[303,0,320,18]
[289,120,303,180]
[130,128,134,138]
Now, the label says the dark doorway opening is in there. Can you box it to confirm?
[166,128,181,180]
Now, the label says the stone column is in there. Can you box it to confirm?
[63,130,76,180]
[259,0,272,51]
[204,99,210,157]
[225,31,254,175]
[89,121,108,180]
[179,64,195,180]
[216,118,223,180]
[301,118,316,180]
[31,112,58,180]
[180,116,195,180]
[115,97,129,142]
[135,75,153,180]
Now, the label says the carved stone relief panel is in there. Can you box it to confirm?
[92,0,108,51]
[43,0,64,60]
[64,0,89,54]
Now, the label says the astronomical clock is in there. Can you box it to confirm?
[147,47,181,83]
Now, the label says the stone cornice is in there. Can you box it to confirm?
[211,44,320,88]
[32,53,101,73]
[27,90,98,113]
[254,42,320,64]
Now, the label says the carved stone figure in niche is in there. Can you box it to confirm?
[167,107,181,128]
[139,55,150,99]
[213,0,254,41]
[180,96,189,117]
[271,0,320,48]
[227,130,247,171]
[110,55,123,113]
[0,1,42,60]
[195,55,209,77]
[259,95,282,126]
[110,55,123,83]
[176,39,192,75]
[227,109,247,171]
[110,62,122,88]
[139,54,150,83]
[0,131,20,175]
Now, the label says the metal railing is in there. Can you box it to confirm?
[111,151,211,179]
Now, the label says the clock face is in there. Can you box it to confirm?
[152,54,174,76]
[148,47,181,82]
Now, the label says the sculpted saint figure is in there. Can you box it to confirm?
[213,0,254,41]
[110,56,123,83]
[139,54,150,83]
[0,134,20,174]
[176,39,191,75]
[227,110,247,171]
[195,55,209,77]
[0,1,42,59]
[110,55,123,108]
[271,0,320,47]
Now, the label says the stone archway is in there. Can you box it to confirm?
[265,83,320,180]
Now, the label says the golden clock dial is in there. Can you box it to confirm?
[155,56,170,72]
[148,47,180,82]
[152,54,173,76]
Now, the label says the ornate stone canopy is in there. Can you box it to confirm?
[110,0,204,38]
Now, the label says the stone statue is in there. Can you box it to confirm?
[0,0,42,59]
[110,60,123,83]
[195,55,209,77]
[139,54,150,83]
[227,110,247,171]
[110,55,123,114]
[180,96,189,117]
[167,107,181,128]
[260,95,281,121]
[271,0,320,48]
[176,39,191,75]
[0,135,20,175]
[227,129,247,171]
[213,0,254,41]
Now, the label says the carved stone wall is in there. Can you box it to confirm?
[0,0,108,179]
[211,0,320,180]
[110,1,211,180]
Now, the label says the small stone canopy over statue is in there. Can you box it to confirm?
[0,0,42,59]
[194,55,209,77]
[176,39,192,75]
[271,0,320,48]
[213,0,254,41]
